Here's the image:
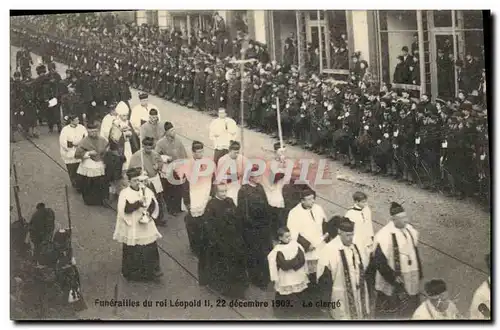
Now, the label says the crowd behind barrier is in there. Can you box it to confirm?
[10,13,489,204]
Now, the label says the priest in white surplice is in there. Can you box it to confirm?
[268,227,309,319]
[100,103,117,140]
[209,108,238,165]
[368,202,423,319]
[130,92,160,134]
[113,167,163,282]
[317,218,370,320]
[287,187,328,277]
[412,279,461,320]
[263,142,295,234]
[345,191,374,253]
[59,114,87,191]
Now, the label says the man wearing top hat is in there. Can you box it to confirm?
[412,279,460,319]
[368,202,423,319]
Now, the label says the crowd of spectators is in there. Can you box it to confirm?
[10,13,490,204]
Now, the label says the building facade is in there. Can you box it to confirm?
[265,10,485,100]
[122,10,485,100]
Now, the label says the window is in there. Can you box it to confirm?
[307,10,349,75]
[433,10,453,28]
[377,10,421,90]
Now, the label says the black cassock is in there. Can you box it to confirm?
[201,197,248,299]
[237,183,272,289]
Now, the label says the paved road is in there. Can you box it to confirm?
[10,46,491,318]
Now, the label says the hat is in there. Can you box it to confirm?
[164,121,174,132]
[338,217,355,233]
[229,140,241,151]
[126,167,142,180]
[87,122,99,129]
[390,202,405,216]
[424,279,447,297]
[138,92,148,100]
[115,101,129,116]
[192,140,204,152]
[142,137,155,146]
[149,108,158,116]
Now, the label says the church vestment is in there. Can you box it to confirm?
[370,221,423,319]
[59,124,87,189]
[216,154,250,206]
[75,135,109,206]
[177,158,213,255]
[238,183,272,289]
[209,117,238,164]
[469,277,490,319]
[113,185,162,282]
[129,149,165,224]
[104,118,140,193]
[130,103,160,134]
[201,196,248,297]
[140,121,165,145]
[316,236,370,320]
[345,205,375,253]
[412,299,460,320]
[287,203,327,273]
[155,136,188,214]
[268,241,309,319]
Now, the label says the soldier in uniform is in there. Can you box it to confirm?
[96,65,116,121]
[16,46,33,80]
[165,58,176,101]
[213,67,227,113]
[193,63,206,111]
[32,64,50,129]
[241,71,254,126]
[225,69,240,120]
[11,71,38,139]
[184,63,195,108]
[204,67,216,114]
[114,69,132,112]
[248,74,263,129]
[75,67,97,124]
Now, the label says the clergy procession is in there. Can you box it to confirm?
[10,12,490,321]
